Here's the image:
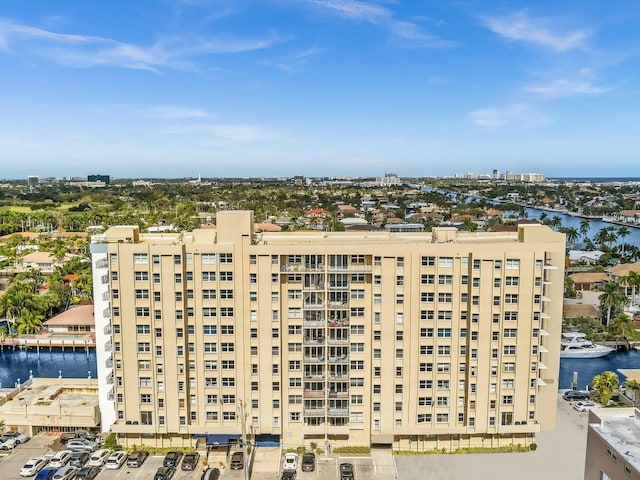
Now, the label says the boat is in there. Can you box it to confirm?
[560,333,614,359]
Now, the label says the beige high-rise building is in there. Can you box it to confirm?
[90,211,564,451]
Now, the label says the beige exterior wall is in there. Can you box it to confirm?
[93,211,565,449]
[585,408,640,480]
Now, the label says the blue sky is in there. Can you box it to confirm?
[1,1,639,179]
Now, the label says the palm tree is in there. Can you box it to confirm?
[597,280,629,327]
[561,227,579,248]
[621,271,640,306]
[592,371,619,405]
[610,313,632,339]
[624,379,640,405]
[580,218,590,240]
[618,226,630,256]
[549,215,563,231]
[14,310,44,335]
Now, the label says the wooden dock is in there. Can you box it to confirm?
[0,335,95,351]
[601,339,632,352]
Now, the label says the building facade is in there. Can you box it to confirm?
[585,408,640,480]
[90,211,564,450]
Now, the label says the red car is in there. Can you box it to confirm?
[181,452,200,471]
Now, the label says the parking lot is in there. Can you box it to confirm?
[0,433,206,480]
[0,433,396,480]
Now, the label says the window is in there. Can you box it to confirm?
[504,329,518,338]
[438,275,453,285]
[220,253,233,263]
[421,292,434,302]
[421,274,435,285]
[134,271,148,281]
[504,311,518,321]
[136,325,150,335]
[422,256,435,266]
[505,276,519,286]
[439,257,453,267]
[137,342,151,353]
[202,272,216,282]
[133,253,148,264]
[505,294,519,304]
[503,345,516,355]
[174,273,182,284]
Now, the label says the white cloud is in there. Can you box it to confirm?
[469,103,550,129]
[0,18,285,71]
[136,106,210,119]
[482,11,589,52]
[524,78,617,98]
[295,0,451,47]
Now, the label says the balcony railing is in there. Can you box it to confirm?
[102,291,111,301]
[327,408,349,417]
[303,356,325,363]
[303,408,326,416]
[303,320,325,328]
[327,338,349,345]
[104,341,112,352]
[304,337,325,345]
[95,259,108,269]
[328,356,349,364]
[303,390,325,398]
[101,274,109,285]
[303,284,325,291]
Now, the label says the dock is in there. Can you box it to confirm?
[0,335,95,351]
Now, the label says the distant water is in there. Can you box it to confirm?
[0,348,97,388]
[0,346,637,391]
[559,350,640,389]
[549,177,640,183]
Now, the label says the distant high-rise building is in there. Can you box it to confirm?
[492,169,500,180]
[88,174,110,185]
[91,211,565,452]
[27,175,39,187]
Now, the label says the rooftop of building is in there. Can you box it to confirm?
[589,408,640,472]
[92,211,564,248]
[43,304,94,327]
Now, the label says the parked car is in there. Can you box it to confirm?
[301,453,315,472]
[127,450,150,468]
[105,451,128,469]
[2,431,21,440]
[281,472,297,480]
[20,457,49,477]
[68,452,90,468]
[49,451,73,469]
[283,452,298,471]
[75,466,101,480]
[35,469,57,480]
[562,389,590,401]
[1,432,29,449]
[163,451,183,468]
[181,452,200,471]
[230,451,244,469]
[573,401,598,412]
[1,437,19,450]
[154,466,176,480]
[59,433,76,445]
[66,439,98,453]
[201,468,221,480]
[87,449,111,467]
[340,462,355,480]
[52,466,78,480]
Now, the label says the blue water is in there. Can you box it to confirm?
[0,346,637,391]
[558,349,640,389]
[0,348,97,389]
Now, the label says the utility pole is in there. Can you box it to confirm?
[238,399,249,480]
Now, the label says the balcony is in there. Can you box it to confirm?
[102,308,111,319]
[103,325,111,336]
[327,408,349,417]
[327,337,349,345]
[101,274,109,285]
[303,284,325,291]
[328,373,348,381]
[303,320,325,328]
[104,341,112,352]
[303,390,325,399]
[304,302,325,309]
[95,259,108,269]
[303,408,326,416]
[304,337,325,345]
[304,355,325,363]
[102,291,111,301]
[105,356,113,369]
[328,356,349,364]
[327,320,349,328]
[106,387,114,401]
[304,373,325,380]
[328,391,349,398]
[106,374,114,384]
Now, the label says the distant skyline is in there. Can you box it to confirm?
[1,1,639,178]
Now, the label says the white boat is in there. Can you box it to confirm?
[560,333,614,359]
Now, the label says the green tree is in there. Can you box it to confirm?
[14,310,44,335]
[592,371,619,405]
[597,281,629,327]
[621,271,640,306]
[580,218,590,240]
[624,379,640,405]
[618,226,630,256]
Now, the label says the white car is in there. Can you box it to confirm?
[66,439,98,453]
[105,451,128,469]
[573,401,598,412]
[20,457,48,476]
[49,450,73,468]
[87,448,111,466]
[283,452,298,472]
[0,437,18,450]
